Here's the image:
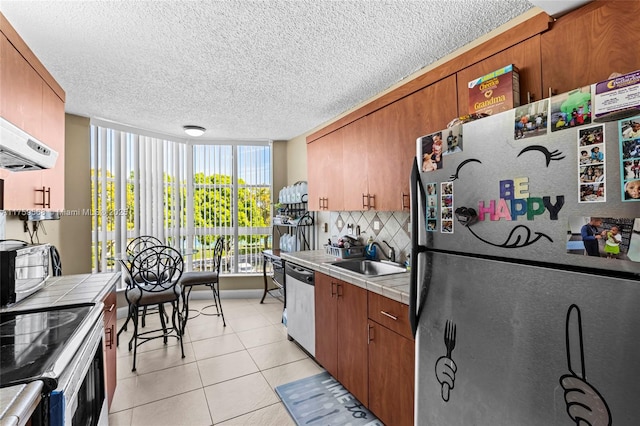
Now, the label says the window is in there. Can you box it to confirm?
[90,123,272,284]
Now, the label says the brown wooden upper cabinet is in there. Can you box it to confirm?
[0,14,66,211]
[366,75,458,211]
[541,1,640,97]
[456,35,542,117]
[307,127,344,211]
[309,76,458,212]
[341,116,370,211]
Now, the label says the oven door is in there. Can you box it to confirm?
[49,313,107,426]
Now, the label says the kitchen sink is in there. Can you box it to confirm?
[330,259,407,276]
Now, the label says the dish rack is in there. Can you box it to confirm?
[324,245,365,259]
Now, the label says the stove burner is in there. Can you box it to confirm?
[0,311,79,338]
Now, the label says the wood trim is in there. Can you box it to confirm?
[306,11,551,143]
[1,12,65,102]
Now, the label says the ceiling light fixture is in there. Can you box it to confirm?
[183,125,206,137]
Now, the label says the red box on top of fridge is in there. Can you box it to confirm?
[468,64,520,116]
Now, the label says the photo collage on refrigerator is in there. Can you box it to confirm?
[426,183,438,232]
[577,124,606,203]
[620,116,640,202]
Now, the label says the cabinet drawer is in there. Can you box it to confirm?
[368,291,413,340]
[102,289,117,314]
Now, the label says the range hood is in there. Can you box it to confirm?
[0,117,59,171]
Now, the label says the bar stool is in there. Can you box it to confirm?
[180,236,226,330]
[117,235,164,345]
[124,245,185,372]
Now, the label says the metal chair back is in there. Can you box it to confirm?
[126,245,184,299]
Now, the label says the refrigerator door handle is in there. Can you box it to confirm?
[410,158,430,338]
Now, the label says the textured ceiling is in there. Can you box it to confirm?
[1,1,541,141]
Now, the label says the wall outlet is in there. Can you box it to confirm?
[373,220,381,231]
[323,223,328,232]
[337,219,343,228]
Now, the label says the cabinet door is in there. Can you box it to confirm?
[102,289,117,408]
[368,320,415,426]
[456,36,542,116]
[0,35,44,209]
[0,35,44,139]
[368,76,458,211]
[541,1,640,96]
[40,85,65,210]
[307,131,344,211]
[342,116,370,211]
[314,272,338,378]
[337,280,368,405]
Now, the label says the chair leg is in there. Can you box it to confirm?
[213,281,226,327]
[181,284,192,332]
[158,304,168,344]
[171,301,185,359]
[131,307,139,372]
[117,304,134,346]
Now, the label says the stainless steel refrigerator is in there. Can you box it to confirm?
[409,103,640,425]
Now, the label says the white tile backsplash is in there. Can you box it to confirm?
[317,210,411,263]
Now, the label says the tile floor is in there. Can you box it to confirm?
[109,295,324,426]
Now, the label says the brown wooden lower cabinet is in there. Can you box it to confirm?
[368,319,415,426]
[102,286,117,408]
[314,272,369,405]
[315,272,416,424]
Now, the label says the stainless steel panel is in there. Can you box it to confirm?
[415,252,640,425]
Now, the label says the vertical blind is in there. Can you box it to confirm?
[90,123,272,283]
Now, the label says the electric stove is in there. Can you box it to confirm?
[0,303,100,392]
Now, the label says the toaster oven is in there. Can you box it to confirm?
[0,240,50,306]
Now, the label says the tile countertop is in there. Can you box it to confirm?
[279,250,410,305]
[1,272,121,313]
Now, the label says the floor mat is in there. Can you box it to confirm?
[275,371,382,425]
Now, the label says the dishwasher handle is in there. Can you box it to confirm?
[285,263,315,284]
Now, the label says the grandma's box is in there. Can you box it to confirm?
[594,70,640,122]
[468,64,520,115]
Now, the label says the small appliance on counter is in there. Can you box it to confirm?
[0,240,50,306]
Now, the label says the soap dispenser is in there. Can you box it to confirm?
[365,236,377,260]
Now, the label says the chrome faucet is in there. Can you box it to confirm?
[372,240,396,263]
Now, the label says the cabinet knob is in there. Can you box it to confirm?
[362,193,369,209]
[368,194,375,210]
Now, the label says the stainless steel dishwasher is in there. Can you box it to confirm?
[285,262,315,356]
